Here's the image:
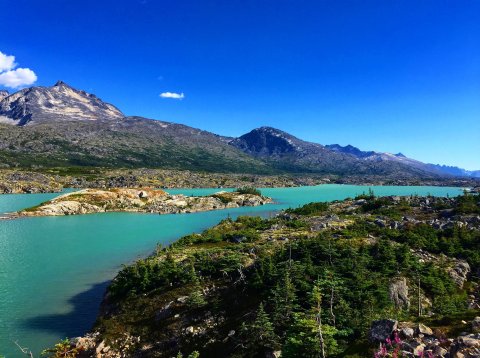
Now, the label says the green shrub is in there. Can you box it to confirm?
[236,186,262,196]
[286,202,329,216]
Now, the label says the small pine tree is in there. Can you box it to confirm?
[245,302,279,354]
[186,264,206,308]
[272,271,297,330]
[187,289,206,308]
[368,187,375,198]
[282,313,339,358]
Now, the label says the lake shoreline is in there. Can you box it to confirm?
[1,168,479,195]
[0,185,467,357]
[8,188,273,219]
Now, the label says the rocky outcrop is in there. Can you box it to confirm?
[16,188,272,217]
[448,261,471,288]
[26,200,105,216]
[69,333,132,358]
[450,334,480,357]
[389,277,410,310]
[372,320,480,357]
[473,317,480,333]
[370,319,398,342]
[414,249,471,288]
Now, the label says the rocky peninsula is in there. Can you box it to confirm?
[15,188,272,217]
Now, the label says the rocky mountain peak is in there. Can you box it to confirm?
[230,126,301,156]
[0,81,124,126]
[253,126,297,139]
[52,80,76,90]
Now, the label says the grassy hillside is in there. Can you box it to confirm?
[0,120,274,173]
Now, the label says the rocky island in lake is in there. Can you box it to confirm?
[16,187,272,217]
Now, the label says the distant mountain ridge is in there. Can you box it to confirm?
[229,127,435,177]
[424,164,480,178]
[325,143,480,178]
[0,81,477,178]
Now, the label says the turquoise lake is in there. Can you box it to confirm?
[0,185,465,357]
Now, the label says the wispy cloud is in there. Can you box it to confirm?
[160,92,185,99]
[0,51,37,88]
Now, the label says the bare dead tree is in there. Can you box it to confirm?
[330,285,336,328]
[418,275,422,318]
[328,235,336,328]
[235,265,246,285]
[314,288,326,358]
[13,341,34,358]
[289,242,292,269]
[221,269,230,280]
[328,234,333,266]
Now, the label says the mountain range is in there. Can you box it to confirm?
[0,81,478,179]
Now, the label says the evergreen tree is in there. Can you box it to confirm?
[317,269,343,328]
[282,313,339,358]
[186,264,206,309]
[272,270,297,330]
[245,302,280,354]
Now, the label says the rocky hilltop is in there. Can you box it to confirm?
[47,191,480,357]
[16,187,272,217]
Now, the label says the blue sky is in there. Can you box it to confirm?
[1,0,479,169]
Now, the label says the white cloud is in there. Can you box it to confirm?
[0,52,16,72]
[0,68,38,88]
[160,92,185,99]
[0,51,37,88]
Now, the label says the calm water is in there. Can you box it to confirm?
[0,185,464,357]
